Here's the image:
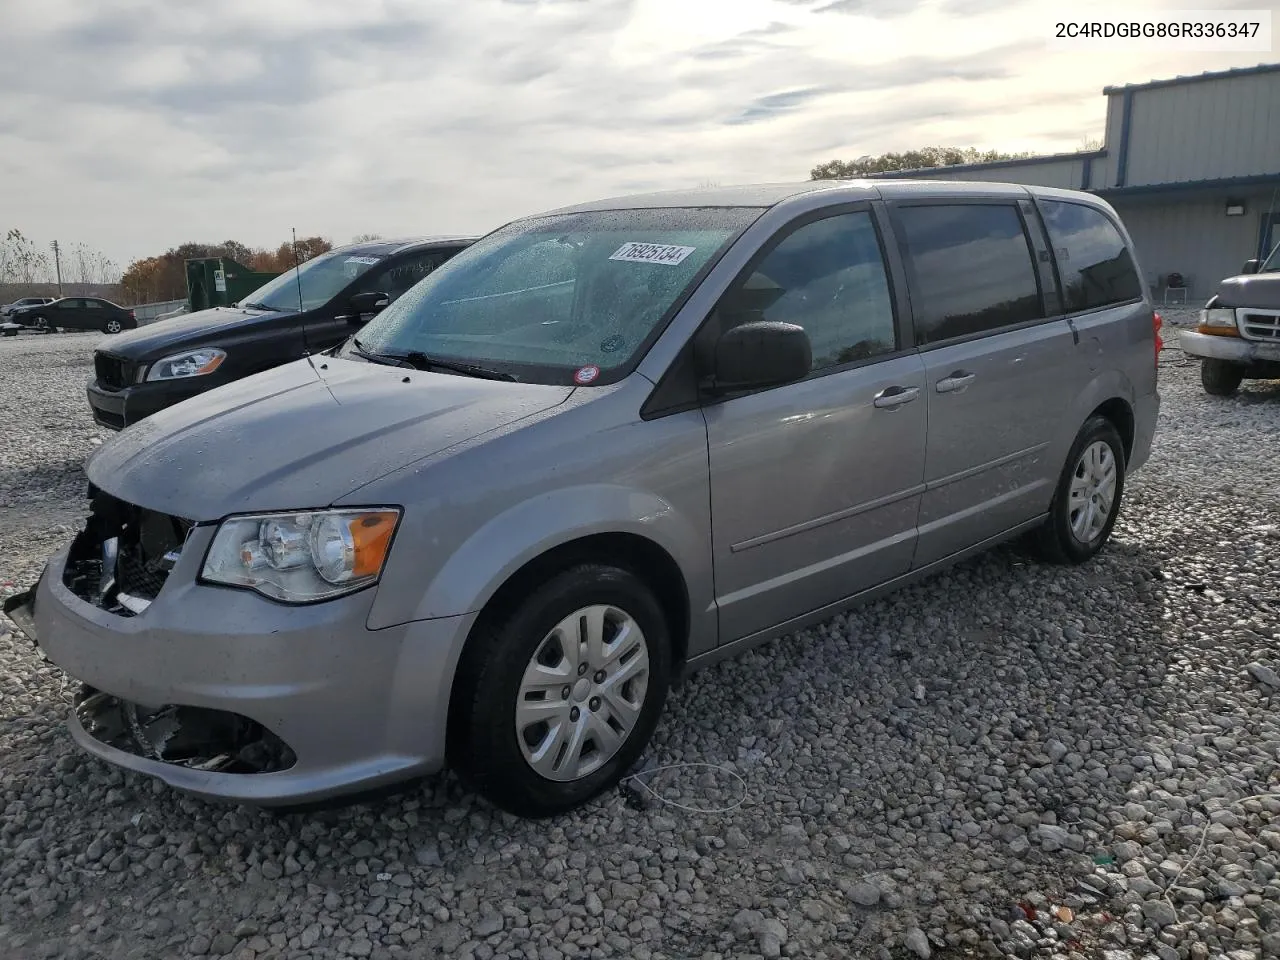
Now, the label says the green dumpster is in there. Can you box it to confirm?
[185,257,280,312]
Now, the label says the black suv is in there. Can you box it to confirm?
[87,236,474,429]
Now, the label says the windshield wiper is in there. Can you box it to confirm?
[242,301,289,313]
[349,341,516,381]
[350,338,412,368]
[400,351,518,382]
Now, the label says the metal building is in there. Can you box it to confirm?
[868,63,1280,303]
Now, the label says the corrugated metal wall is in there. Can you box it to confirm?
[1122,74,1280,186]
[1112,189,1278,298]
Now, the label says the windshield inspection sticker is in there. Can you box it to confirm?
[573,365,601,385]
[344,256,382,265]
[609,242,696,266]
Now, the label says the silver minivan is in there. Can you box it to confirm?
[7,180,1161,817]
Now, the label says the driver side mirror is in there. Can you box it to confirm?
[1241,259,1260,275]
[347,291,391,323]
[701,320,811,395]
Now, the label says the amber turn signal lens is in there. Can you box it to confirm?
[350,512,398,577]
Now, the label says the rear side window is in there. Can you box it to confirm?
[895,204,1043,345]
[1039,201,1142,311]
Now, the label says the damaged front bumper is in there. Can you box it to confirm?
[19,527,478,806]
[74,686,296,774]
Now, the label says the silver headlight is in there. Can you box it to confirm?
[201,508,401,603]
[146,348,227,381]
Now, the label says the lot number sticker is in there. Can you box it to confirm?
[609,242,696,266]
[345,256,382,265]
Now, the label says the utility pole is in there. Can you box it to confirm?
[50,240,63,297]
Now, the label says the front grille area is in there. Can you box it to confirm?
[1241,311,1280,340]
[93,353,136,391]
[62,489,193,616]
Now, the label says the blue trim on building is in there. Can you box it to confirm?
[1081,156,1093,190]
[1103,62,1280,95]
[1115,89,1134,188]
[863,150,1104,179]
[1092,173,1280,197]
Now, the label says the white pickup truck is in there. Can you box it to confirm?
[1179,246,1280,395]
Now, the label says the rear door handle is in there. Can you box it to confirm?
[872,385,920,409]
[936,371,976,394]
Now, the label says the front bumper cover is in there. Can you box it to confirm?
[16,537,476,805]
[86,377,208,431]
[1177,329,1280,365]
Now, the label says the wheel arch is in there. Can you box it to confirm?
[1088,396,1135,463]
[462,531,691,675]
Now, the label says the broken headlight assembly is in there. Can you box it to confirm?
[201,508,401,603]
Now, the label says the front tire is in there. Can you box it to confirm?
[1034,415,1126,565]
[450,564,671,817]
[1200,359,1243,396]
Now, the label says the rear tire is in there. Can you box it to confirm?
[1200,359,1243,396]
[103,319,122,334]
[449,563,671,817]
[1034,415,1126,565]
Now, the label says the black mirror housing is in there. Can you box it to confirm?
[706,321,811,394]
[348,291,391,321]
[1242,259,1260,275]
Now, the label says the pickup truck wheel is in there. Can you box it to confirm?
[1200,359,1243,396]
[450,563,670,817]
[1034,415,1126,565]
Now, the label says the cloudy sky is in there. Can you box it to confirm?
[0,0,1274,270]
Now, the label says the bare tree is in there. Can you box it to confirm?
[0,229,53,284]
[1079,135,1104,151]
[68,241,121,289]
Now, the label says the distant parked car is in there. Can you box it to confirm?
[86,236,474,430]
[10,297,136,335]
[0,296,55,318]
[1178,244,1280,395]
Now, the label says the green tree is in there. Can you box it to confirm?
[810,147,1035,180]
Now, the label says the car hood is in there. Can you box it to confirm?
[100,306,292,358]
[1215,273,1280,309]
[87,358,575,521]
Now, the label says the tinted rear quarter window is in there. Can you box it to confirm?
[895,204,1043,345]
[1038,201,1141,311]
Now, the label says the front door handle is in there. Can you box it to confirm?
[936,371,977,394]
[872,385,920,409]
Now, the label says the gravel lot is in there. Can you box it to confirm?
[1,314,1278,960]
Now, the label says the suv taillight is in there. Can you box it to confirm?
[1153,310,1163,364]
